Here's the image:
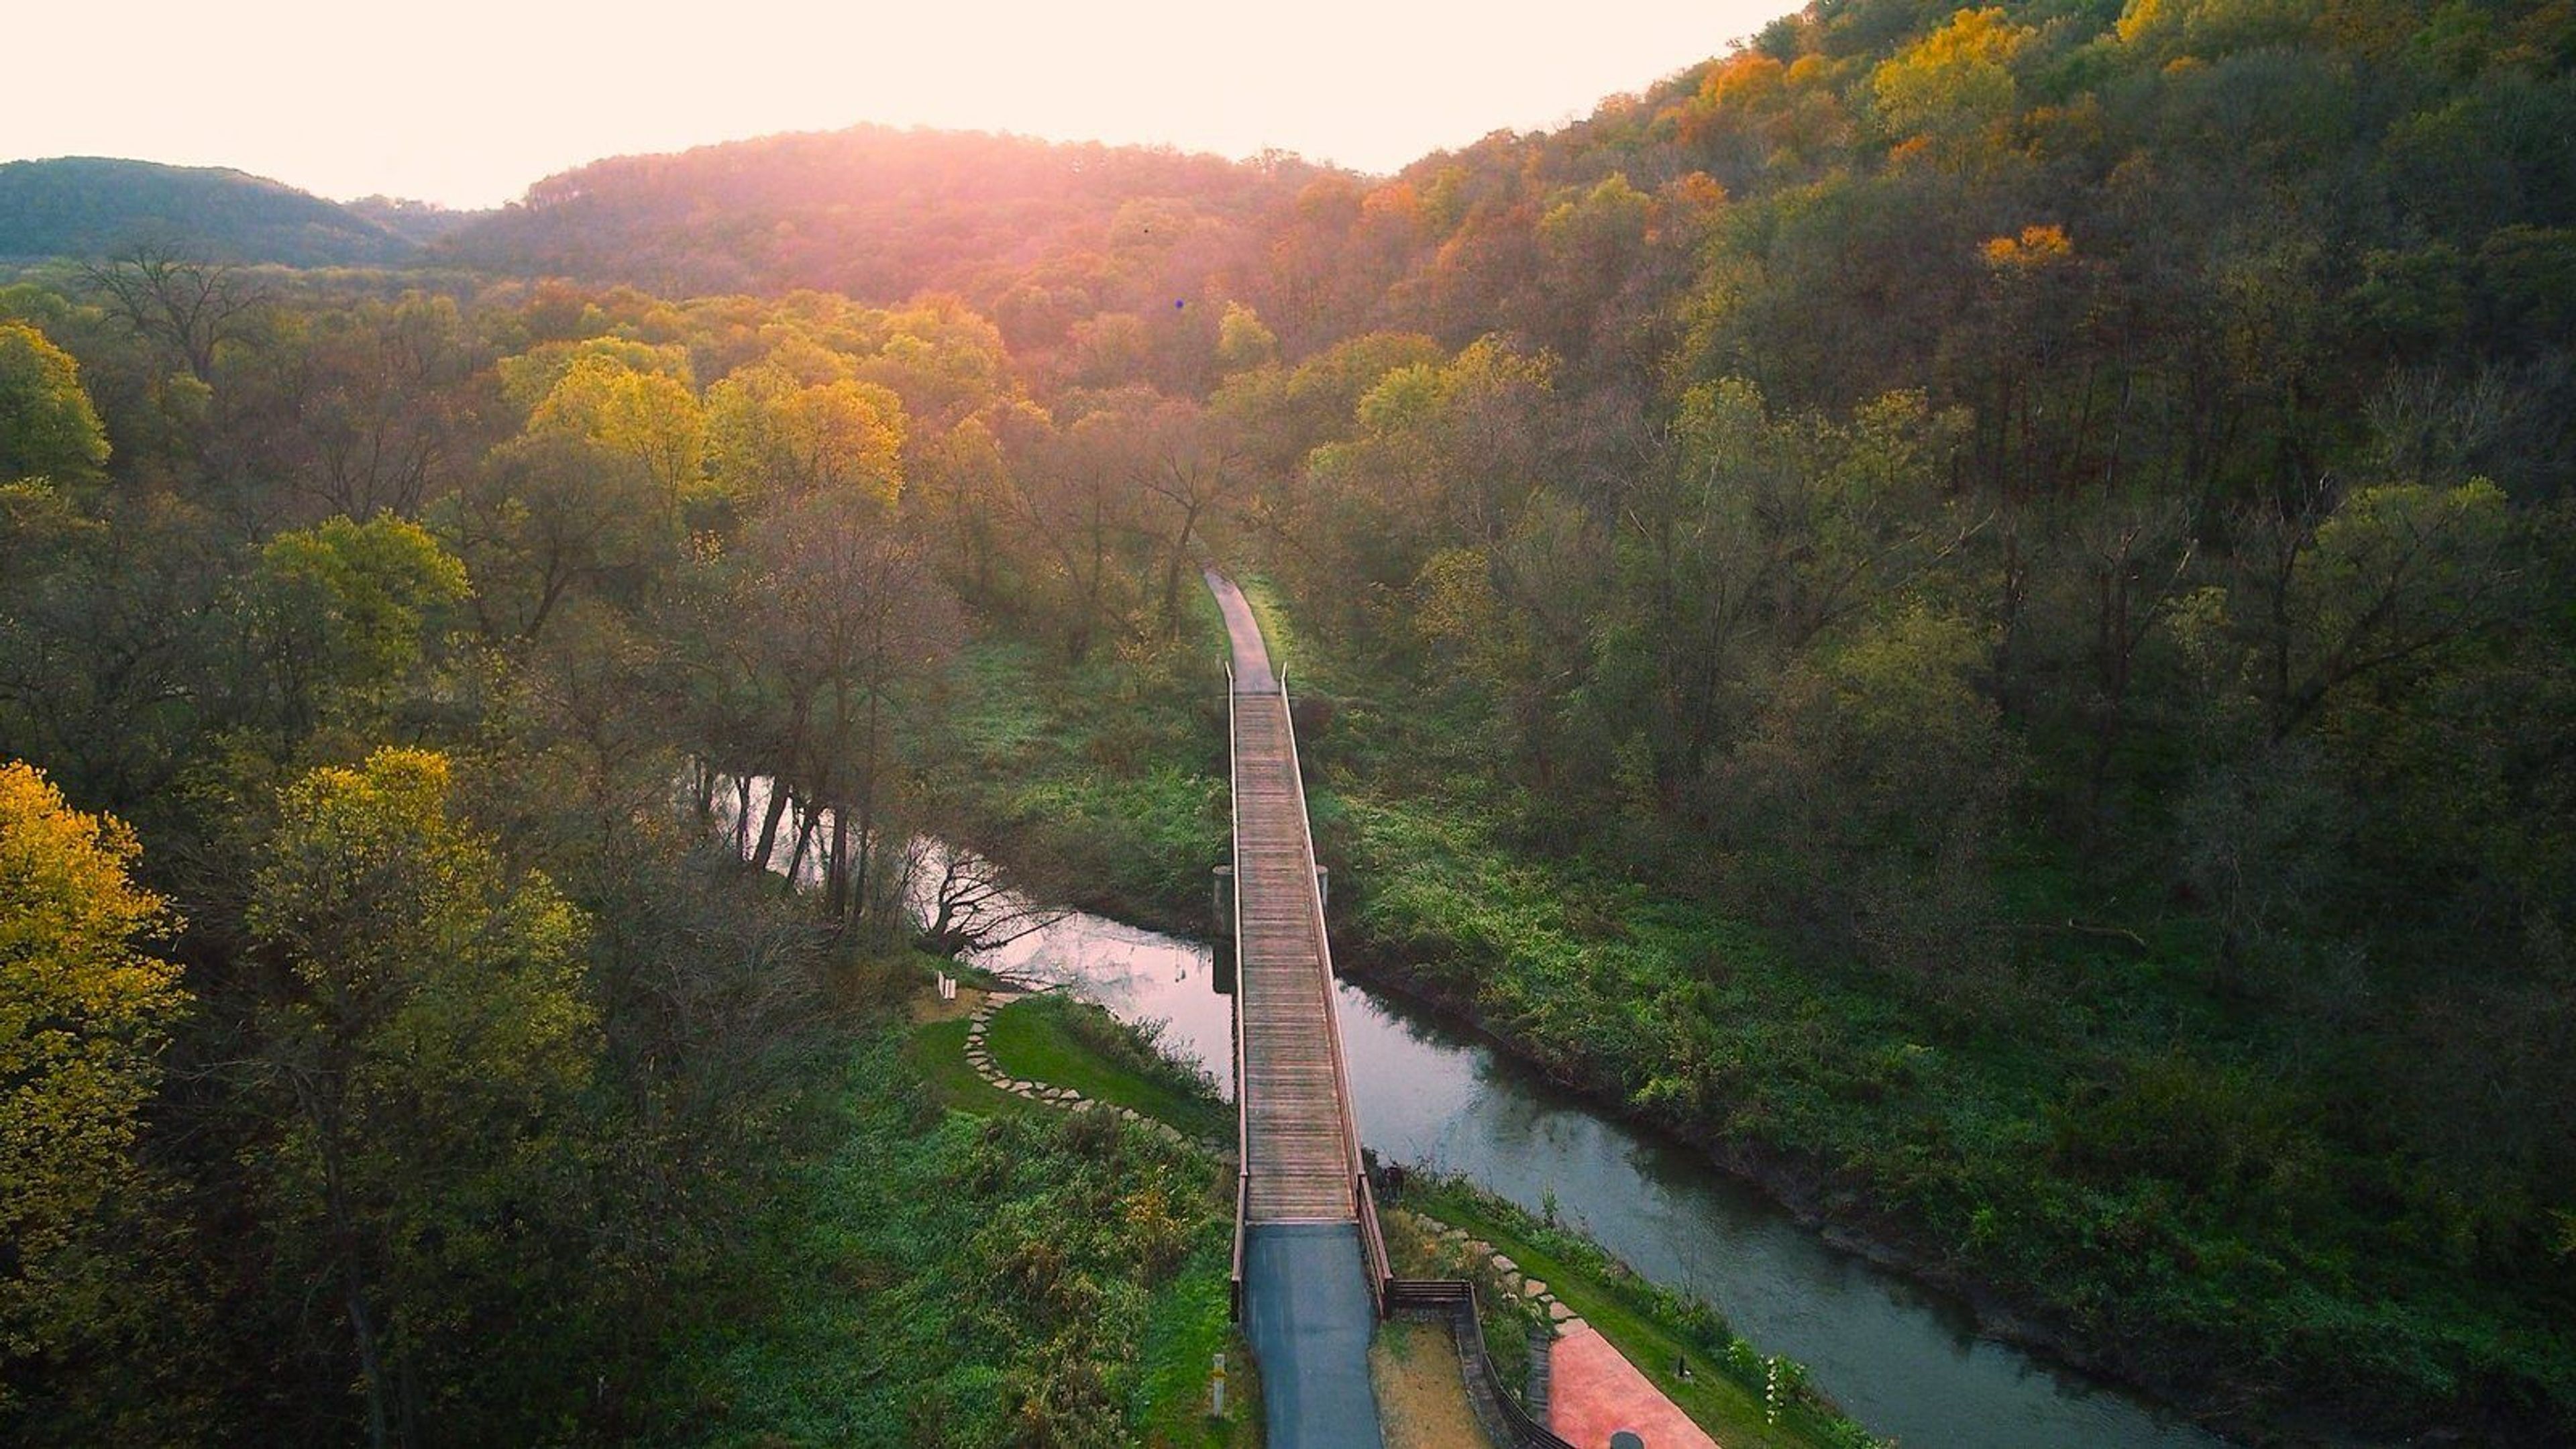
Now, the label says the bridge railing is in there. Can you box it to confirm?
[1384,1279,1575,1449]
[1276,667,1393,1311]
[1225,659,1251,1322]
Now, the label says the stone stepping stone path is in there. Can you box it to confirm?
[1417,1223,1585,1339]
[959,991,1216,1152]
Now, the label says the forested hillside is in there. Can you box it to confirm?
[1184,0,2576,1438]
[0,158,417,266]
[344,196,484,248]
[1189,0,2576,1437]
[435,126,1331,350]
[3,0,2573,1442]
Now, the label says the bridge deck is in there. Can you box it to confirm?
[1210,568,1386,1448]
[1234,688,1358,1223]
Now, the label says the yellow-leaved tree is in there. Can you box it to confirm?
[0,761,187,1418]
[525,353,707,527]
[0,321,109,483]
[1870,6,2037,166]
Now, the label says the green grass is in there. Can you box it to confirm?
[1133,1239,1265,1448]
[984,994,1231,1141]
[905,1016,1039,1118]
[945,633,1229,928]
[907,992,1258,1447]
[950,637,1059,764]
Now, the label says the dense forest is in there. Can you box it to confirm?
[0,256,1266,1443]
[3,0,2573,1442]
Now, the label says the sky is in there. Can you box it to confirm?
[5,0,1794,209]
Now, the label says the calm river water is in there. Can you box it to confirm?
[971,908,2233,1449]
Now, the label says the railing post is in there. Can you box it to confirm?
[1224,655,1251,1322]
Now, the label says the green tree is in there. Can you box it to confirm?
[2114,0,2314,62]
[244,748,596,1449]
[525,354,706,528]
[0,323,109,483]
[1716,606,2014,985]
[1870,7,2035,162]
[1295,337,1557,639]
[248,513,470,736]
[2220,476,2520,746]
[1601,378,1974,812]
[1214,301,1279,374]
[705,363,905,508]
[1208,329,1442,481]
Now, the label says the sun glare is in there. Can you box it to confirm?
[5,0,1789,206]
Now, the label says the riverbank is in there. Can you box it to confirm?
[1334,943,2218,1437]
[1383,1177,1880,1449]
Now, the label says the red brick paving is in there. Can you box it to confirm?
[1548,1324,1719,1449]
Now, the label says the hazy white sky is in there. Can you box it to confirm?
[6,0,1793,208]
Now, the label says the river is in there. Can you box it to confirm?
[970,907,2233,1449]
[698,773,2229,1447]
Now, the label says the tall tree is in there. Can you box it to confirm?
[524,354,706,530]
[79,246,264,386]
[738,492,959,926]
[244,513,470,737]
[243,749,595,1449]
[0,763,189,1434]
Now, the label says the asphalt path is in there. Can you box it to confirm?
[1242,1224,1387,1449]
[1205,568,1278,694]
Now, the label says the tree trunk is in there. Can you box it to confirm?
[342,1271,392,1449]
[299,1077,392,1449]
[853,685,882,922]
[750,779,790,873]
[786,797,818,888]
[690,758,717,826]
[1160,494,1205,635]
[827,808,851,922]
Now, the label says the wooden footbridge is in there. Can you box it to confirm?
[1230,674,1386,1234]
[1210,570,1390,1449]
[1207,569,1581,1449]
